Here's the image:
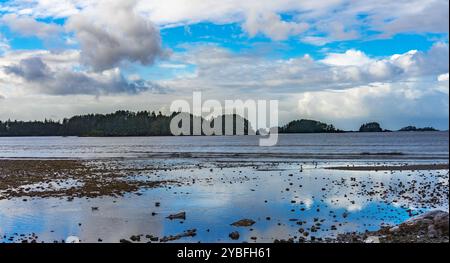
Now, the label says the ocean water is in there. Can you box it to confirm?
[0,132,448,160]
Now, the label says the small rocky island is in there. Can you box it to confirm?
[278,119,340,133]
[359,122,384,132]
[399,126,438,132]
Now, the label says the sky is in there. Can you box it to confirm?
[0,0,448,130]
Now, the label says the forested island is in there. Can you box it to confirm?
[398,126,438,132]
[359,122,384,132]
[0,110,440,136]
[278,119,342,133]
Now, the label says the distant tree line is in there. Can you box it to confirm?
[0,111,253,137]
[358,122,439,132]
[0,111,172,136]
[0,111,439,137]
[398,126,438,132]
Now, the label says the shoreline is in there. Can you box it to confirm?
[1,152,449,161]
[325,163,449,171]
[0,130,447,137]
[1,159,448,200]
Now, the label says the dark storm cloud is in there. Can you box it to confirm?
[4,57,50,81]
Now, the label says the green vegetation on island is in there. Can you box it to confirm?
[0,111,254,137]
[0,111,442,136]
[359,122,384,132]
[399,126,438,132]
[278,119,340,133]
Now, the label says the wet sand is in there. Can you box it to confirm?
[0,159,178,199]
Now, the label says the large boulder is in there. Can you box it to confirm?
[403,210,449,237]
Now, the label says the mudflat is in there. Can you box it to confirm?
[0,158,448,243]
[0,159,177,199]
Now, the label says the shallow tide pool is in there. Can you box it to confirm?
[1,161,448,243]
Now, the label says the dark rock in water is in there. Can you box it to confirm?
[130,235,140,242]
[155,202,160,207]
[120,239,132,243]
[274,238,294,243]
[166,212,186,220]
[146,235,159,242]
[160,229,197,243]
[231,219,256,227]
[229,231,240,240]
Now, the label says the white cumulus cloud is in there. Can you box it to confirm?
[65,0,165,71]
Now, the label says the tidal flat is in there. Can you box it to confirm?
[0,158,448,243]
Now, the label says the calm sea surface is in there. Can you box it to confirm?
[0,132,448,160]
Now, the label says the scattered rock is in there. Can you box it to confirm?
[166,212,186,220]
[130,235,140,242]
[231,219,256,227]
[274,238,294,243]
[160,229,197,243]
[388,226,400,233]
[338,210,449,243]
[229,231,240,240]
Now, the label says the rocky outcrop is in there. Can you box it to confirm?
[337,210,449,243]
